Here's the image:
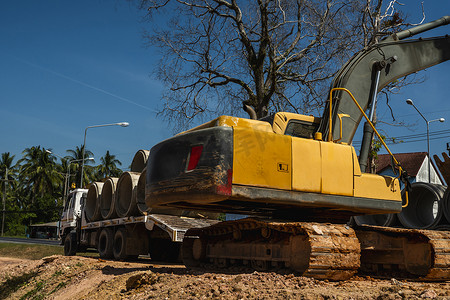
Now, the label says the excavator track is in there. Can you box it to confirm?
[182,218,360,280]
[355,225,450,280]
[182,220,450,281]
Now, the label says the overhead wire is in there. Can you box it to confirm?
[352,129,450,147]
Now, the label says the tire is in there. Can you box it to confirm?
[113,227,129,260]
[98,228,114,259]
[64,232,77,256]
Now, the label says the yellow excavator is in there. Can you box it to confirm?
[145,16,450,280]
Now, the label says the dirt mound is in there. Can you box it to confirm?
[1,255,449,299]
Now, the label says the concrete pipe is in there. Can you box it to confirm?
[100,177,119,220]
[116,171,141,217]
[137,168,150,214]
[85,182,104,222]
[398,183,447,229]
[130,150,150,173]
[353,213,399,227]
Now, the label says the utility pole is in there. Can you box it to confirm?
[1,168,7,237]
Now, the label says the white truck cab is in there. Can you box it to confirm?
[59,189,87,241]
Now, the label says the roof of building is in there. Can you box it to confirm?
[375,152,428,176]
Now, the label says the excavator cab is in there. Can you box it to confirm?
[260,112,321,139]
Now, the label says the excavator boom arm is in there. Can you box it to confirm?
[320,16,450,144]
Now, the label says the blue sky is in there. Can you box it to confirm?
[1,1,167,169]
[0,0,449,170]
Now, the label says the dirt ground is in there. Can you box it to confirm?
[1,255,450,299]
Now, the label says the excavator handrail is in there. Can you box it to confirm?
[329,87,409,208]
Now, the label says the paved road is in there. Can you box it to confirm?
[0,236,61,246]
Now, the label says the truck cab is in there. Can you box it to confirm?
[59,189,87,241]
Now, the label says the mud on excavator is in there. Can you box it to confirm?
[145,16,450,280]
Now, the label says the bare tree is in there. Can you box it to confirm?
[139,0,366,128]
[138,0,423,129]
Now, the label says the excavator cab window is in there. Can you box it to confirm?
[284,120,319,139]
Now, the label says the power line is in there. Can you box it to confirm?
[353,129,450,147]
[395,108,450,118]
[386,129,450,140]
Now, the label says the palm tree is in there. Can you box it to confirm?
[66,145,95,188]
[0,152,17,190]
[96,151,122,180]
[19,146,63,202]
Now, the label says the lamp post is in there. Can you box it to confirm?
[80,122,129,187]
[406,99,445,183]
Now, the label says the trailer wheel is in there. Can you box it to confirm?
[98,228,114,259]
[113,227,129,260]
[64,232,77,256]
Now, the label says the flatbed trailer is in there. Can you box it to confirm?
[60,189,218,261]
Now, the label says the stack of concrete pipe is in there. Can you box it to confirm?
[84,149,192,221]
[83,150,150,220]
[354,182,450,230]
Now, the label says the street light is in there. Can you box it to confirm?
[406,99,445,183]
[80,122,129,187]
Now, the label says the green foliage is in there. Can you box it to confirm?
[19,146,63,199]
[218,213,226,221]
[49,281,66,295]
[20,280,45,300]
[95,150,123,180]
[368,135,404,173]
[5,223,27,237]
[65,145,95,188]
[369,135,385,161]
